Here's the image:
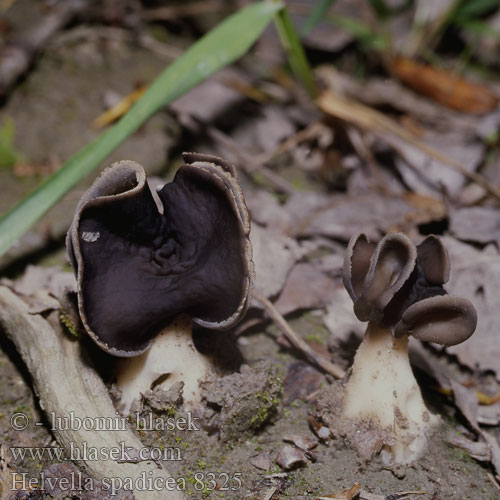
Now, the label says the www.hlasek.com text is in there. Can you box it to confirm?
[9,441,183,463]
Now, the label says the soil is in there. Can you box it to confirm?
[1,310,498,499]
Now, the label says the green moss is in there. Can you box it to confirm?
[249,405,272,427]
[304,332,326,344]
[59,311,80,338]
[195,459,207,470]
[163,406,176,417]
[448,444,475,465]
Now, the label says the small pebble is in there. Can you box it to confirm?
[317,426,331,440]
[283,434,318,451]
[276,445,307,471]
[250,452,272,471]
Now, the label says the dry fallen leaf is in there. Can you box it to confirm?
[250,224,298,299]
[283,361,324,404]
[92,85,148,129]
[390,57,499,114]
[444,237,500,378]
[295,193,417,241]
[392,130,484,197]
[450,207,500,249]
[274,262,338,315]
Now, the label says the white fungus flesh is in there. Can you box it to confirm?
[116,316,214,415]
[342,323,439,464]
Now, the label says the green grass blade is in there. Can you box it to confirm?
[274,6,318,98]
[329,15,390,51]
[300,0,336,36]
[453,0,500,23]
[0,1,282,258]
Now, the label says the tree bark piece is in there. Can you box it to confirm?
[0,286,185,500]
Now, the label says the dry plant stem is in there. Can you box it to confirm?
[253,290,345,379]
[0,0,87,94]
[317,90,500,202]
[0,286,185,500]
[343,322,439,464]
[207,127,296,195]
[254,121,326,164]
[345,126,389,191]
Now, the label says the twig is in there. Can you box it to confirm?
[0,0,88,94]
[207,126,296,195]
[253,289,345,379]
[345,126,389,191]
[487,472,500,490]
[317,90,500,202]
[254,121,326,164]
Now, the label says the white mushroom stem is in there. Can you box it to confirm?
[116,315,215,415]
[342,322,439,465]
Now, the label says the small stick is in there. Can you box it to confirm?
[253,289,345,379]
[207,127,296,195]
[254,121,326,164]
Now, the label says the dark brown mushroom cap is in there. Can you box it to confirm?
[343,232,477,345]
[343,233,375,302]
[345,232,417,323]
[67,153,253,356]
[394,295,477,346]
[416,235,450,285]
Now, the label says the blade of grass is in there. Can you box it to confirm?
[274,6,318,98]
[300,0,336,36]
[329,15,390,51]
[453,0,500,23]
[0,1,282,258]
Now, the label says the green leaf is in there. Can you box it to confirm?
[0,1,282,258]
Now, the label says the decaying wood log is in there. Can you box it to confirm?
[0,286,186,500]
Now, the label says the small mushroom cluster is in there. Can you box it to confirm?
[342,232,477,464]
[67,153,253,413]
